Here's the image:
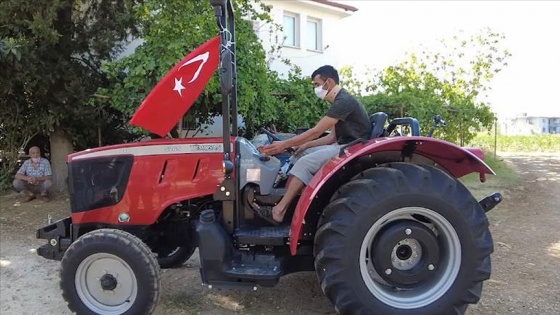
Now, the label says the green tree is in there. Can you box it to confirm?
[339,65,367,96]
[270,67,329,133]
[0,0,139,191]
[361,28,511,144]
[100,0,328,139]
[100,0,271,136]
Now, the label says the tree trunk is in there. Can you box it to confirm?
[50,128,74,193]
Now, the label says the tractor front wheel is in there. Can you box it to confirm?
[60,229,161,315]
[314,163,493,315]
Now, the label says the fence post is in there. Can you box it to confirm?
[494,117,498,159]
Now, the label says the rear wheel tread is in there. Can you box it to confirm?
[314,163,493,315]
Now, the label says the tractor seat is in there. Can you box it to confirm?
[369,112,388,139]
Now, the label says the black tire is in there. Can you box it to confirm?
[60,229,161,315]
[157,245,196,269]
[314,163,493,315]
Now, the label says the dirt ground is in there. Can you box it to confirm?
[1,152,559,315]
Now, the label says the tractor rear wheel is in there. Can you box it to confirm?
[60,229,160,315]
[314,163,493,315]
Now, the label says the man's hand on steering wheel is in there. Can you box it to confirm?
[259,127,295,155]
[260,141,287,156]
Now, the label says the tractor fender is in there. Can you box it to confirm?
[289,136,495,255]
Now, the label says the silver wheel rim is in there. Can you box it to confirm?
[359,207,461,309]
[75,253,138,314]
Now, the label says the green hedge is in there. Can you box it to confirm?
[470,134,560,152]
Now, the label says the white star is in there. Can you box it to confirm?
[173,77,186,97]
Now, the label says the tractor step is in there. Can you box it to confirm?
[234,225,290,246]
[225,252,282,283]
[225,264,282,280]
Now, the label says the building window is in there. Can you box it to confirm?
[306,18,322,51]
[283,12,299,47]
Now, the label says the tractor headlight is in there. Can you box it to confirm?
[222,160,234,175]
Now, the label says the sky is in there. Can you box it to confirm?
[330,1,560,119]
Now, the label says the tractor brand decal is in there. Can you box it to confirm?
[72,143,232,160]
[191,144,222,152]
[164,146,182,152]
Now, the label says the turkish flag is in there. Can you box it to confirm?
[129,36,220,136]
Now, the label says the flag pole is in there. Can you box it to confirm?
[227,0,238,135]
[209,0,233,163]
[210,0,237,233]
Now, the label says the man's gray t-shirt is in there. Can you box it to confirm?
[326,88,371,144]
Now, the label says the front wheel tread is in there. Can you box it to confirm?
[60,229,161,315]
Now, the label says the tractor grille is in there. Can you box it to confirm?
[68,156,133,213]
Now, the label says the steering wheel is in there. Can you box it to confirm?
[259,127,295,154]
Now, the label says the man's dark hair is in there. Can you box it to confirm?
[311,65,339,84]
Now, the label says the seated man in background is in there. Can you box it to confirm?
[13,146,53,202]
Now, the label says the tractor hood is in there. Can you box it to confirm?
[67,137,229,163]
[64,137,234,225]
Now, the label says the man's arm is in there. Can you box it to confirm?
[302,129,336,149]
[261,116,338,155]
[14,161,29,181]
[34,175,53,182]
[17,174,51,185]
[14,173,30,181]
[285,116,338,147]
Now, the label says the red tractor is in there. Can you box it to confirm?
[36,1,502,314]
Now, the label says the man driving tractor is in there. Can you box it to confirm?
[259,65,372,224]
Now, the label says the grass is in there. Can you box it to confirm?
[470,134,560,153]
[460,151,521,200]
[459,151,521,223]
[161,291,206,312]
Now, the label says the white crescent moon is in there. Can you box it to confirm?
[178,51,210,84]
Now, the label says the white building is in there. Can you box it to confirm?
[256,0,357,77]
[503,113,560,135]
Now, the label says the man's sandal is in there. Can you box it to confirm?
[251,203,280,226]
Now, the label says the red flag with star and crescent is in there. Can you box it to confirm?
[130,36,220,136]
